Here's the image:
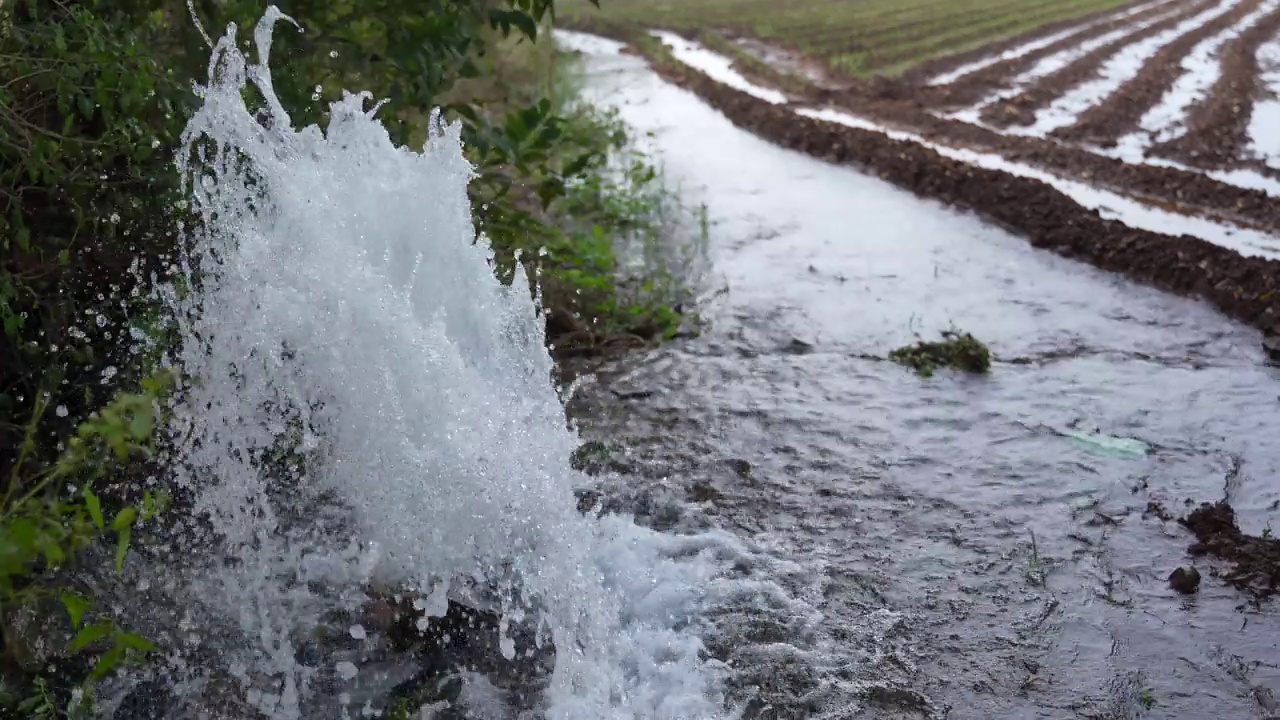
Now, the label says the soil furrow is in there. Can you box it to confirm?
[1054,0,1266,146]
[907,0,1158,85]
[1148,6,1280,166]
[815,88,1280,234]
[926,0,1187,108]
[978,0,1218,128]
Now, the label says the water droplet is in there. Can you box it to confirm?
[348,624,366,640]
[335,661,358,681]
[109,212,121,224]
[329,50,339,58]
[55,405,68,418]
[151,138,161,149]
[96,314,107,328]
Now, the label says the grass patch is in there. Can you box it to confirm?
[889,330,992,377]
[559,0,1132,77]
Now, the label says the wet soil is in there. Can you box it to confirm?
[1150,7,1280,166]
[1181,501,1280,600]
[1053,0,1268,146]
[978,1,1214,129]
[843,96,1280,234]
[625,51,1280,337]
[921,0,1177,109]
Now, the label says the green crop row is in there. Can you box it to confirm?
[560,0,1134,76]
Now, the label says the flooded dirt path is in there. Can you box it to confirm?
[561,37,1280,719]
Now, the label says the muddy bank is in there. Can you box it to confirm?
[562,31,1280,336]
[1054,0,1268,146]
[979,0,1214,128]
[1150,7,1280,166]
[1181,502,1280,600]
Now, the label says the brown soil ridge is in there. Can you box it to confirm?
[979,0,1217,129]
[925,0,1189,109]
[1180,501,1280,600]
[818,89,1280,235]
[1054,0,1267,146]
[576,33,1280,336]
[1148,6,1280,167]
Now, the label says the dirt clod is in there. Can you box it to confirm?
[1168,566,1201,594]
[728,458,753,480]
[1179,502,1280,600]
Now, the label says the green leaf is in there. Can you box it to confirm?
[84,487,104,530]
[40,538,66,567]
[127,406,153,440]
[112,506,137,532]
[69,621,113,652]
[61,592,92,628]
[509,12,538,41]
[114,527,130,573]
[9,518,38,552]
[115,631,156,652]
[90,644,125,680]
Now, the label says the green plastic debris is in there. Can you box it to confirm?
[1063,429,1149,458]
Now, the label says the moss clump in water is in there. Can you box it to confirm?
[889,330,991,377]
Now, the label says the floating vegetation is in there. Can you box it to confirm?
[889,330,991,377]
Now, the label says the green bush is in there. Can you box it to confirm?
[2,0,695,711]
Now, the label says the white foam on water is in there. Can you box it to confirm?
[1007,0,1245,136]
[942,2,1190,124]
[1248,36,1280,167]
[168,8,734,719]
[1107,0,1280,154]
[926,0,1177,87]
[650,30,789,105]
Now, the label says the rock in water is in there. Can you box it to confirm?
[1168,566,1201,594]
[1263,334,1280,363]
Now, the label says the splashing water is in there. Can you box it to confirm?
[160,8,735,718]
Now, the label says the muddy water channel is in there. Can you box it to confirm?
[560,37,1280,719]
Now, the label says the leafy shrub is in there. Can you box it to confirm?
[2,0,696,710]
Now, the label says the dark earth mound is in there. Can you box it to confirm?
[1180,501,1280,600]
